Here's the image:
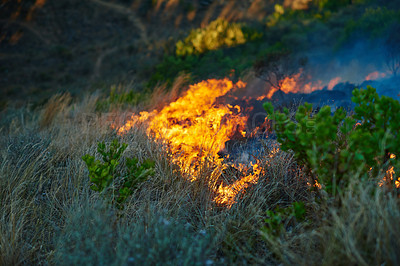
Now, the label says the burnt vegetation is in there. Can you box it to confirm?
[1,0,400,265]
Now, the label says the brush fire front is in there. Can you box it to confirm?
[116,72,400,207]
[116,78,272,207]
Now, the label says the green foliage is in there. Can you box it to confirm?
[261,202,306,238]
[311,0,354,11]
[148,18,265,87]
[82,139,155,207]
[266,3,332,28]
[176,19,261,57]
[266,4,285,28]
[340,7,400,44]
[82,139,127,193]
[264,86,400,195]
[119,157,155,204]
[96,85,150,111]
[148,39,273,88]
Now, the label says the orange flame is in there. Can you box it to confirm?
[117,78,264,207]
[327,77,341,90]
[261,70,326,100]
[119,79,247,175]
[365,71,387,81]
[215,162,262,207]
[379,154,400,189]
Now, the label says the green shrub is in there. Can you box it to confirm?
[261,201,306,238]
[176,18,261,57]
[264,86,400,196]
[95,85,150,111]
[82,139,155,208]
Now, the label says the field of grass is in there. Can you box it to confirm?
[0,88,399,265]
[1,0,400,265]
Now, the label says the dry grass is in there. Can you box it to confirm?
[0,94,399,265]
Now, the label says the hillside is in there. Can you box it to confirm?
[1,0,400,265]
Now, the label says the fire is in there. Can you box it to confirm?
[117,78,263,207]
[119,79,248,175]
[365,71,387,81]
[381,154,400,189]
[327,77,341,90]
[261,70,330,100]
[215,162,263,207]
[116,71,399,207]
[264,71,304,99]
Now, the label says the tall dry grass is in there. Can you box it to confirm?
[0,91,399,265]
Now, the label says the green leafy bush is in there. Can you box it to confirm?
[264,86,400,195]
[261,202,306,238]
[176,18,261,57]
[82,139,155,207]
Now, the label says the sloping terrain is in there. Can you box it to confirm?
[1,1,400,265]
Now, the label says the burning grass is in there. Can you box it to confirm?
[1,77,400,264]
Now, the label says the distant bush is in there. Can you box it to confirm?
[82,139,155,208]
[311,0,355,11]
[148,39,274,88]
[176,19,261,57]
[147,18,265,87]
[340,7,400,44]
[96,85,150,111]
[264,86,400,196]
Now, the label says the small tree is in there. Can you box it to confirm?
[254,47,307,99]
